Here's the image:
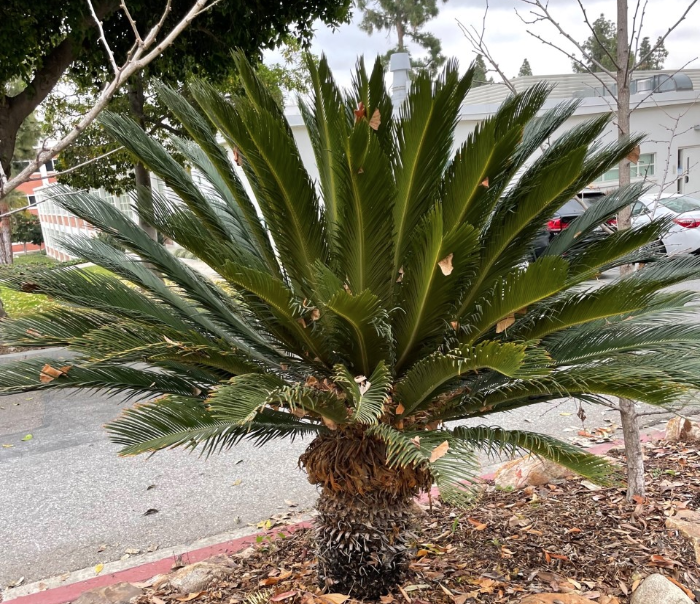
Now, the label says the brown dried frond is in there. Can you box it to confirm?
[299,428,432,499]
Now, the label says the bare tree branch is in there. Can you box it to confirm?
[87,0,120,76]
[457,1,517,94]
[0,0,213,200]
[23,147,126,183]
[518,0,617,79]
[631,1,699,71]
[120,0,144,46]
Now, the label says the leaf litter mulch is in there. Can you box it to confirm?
[135,441,700,604]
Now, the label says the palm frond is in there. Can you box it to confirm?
[451,425,616,485]
[392,61,473,279]
[335,361,391,424]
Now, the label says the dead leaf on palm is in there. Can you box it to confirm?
[354,102,366,123]
[396,402,405,415]
[437,253,454,276]
[429,440,450,463]
[626,145,641,164]
[496,313,515,333]
[359,380,371,395]
[310,308,321,321]
[481,177,489,188]
[40,364,68,383]
[322,417,338,430]
[369,108,381,130]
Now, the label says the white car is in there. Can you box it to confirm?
[632,194,700,255]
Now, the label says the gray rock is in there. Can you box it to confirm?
[630,574,693,604]
[72,582,142,604]
[165,561,230,594]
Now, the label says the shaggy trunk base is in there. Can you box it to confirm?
[299,431,431,599]
[315,491,415,599]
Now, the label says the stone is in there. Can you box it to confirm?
[630,574,693,604]
[494,456,574,490]
[665,417,700,442]
[519,594,599,604]
[72,582,142,604]
[666,510,700,563]
[164,561,231,594]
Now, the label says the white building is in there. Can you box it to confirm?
[35,65,700,259]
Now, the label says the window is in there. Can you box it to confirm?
[43,159,55,172]
[631,201,649,217]
[660,195,700,213]
[595,153,655,182]
[27,195,37,206]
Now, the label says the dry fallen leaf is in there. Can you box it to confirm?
[437,253,454,276]
[429,440,450,463]
[481,177,489,188]
[496,313,515,333]
[175,593,203,602]
[354,102,366,123]
[271,592,298,602]
[321,594,350,604]
[94,563,104,575]
[369,108,381,130]
[467,518,488,531]
[396,402,405,415]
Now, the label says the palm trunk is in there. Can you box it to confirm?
[300,430,431,599]
[315,490,415,598]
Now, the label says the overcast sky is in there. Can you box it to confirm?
[265,1,700,89]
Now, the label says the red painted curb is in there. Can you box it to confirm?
[7,428,668,604]
[7,522,311,604]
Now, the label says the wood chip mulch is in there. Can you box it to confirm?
[135,440,700,604]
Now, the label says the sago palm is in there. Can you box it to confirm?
[3,54,700,598]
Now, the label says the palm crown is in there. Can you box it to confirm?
[2,53,700,597]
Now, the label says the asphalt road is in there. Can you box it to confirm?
[1,271,700,587]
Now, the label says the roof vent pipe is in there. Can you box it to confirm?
[390,53,411,111]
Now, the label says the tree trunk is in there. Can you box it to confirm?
[128,74,157,241]
[299,430,432,599]
[616,0,645,501]
[396,20,405,52]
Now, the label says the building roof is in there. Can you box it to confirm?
[463,69,700,105]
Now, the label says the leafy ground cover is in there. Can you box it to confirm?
[133,440,700,604]
[0,254,59,318]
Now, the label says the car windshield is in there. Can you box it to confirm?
[660,196,700,213]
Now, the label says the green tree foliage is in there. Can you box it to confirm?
[51,40,317,195]
[11,211,43,247]
[2,54,700,597]
[572,14,619,73]
[472,54,492,87]
[0,0,351,179]
[518,58,533,77]
[572,14,668,74]
[358,0,447,76]
[638,36,668,70]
